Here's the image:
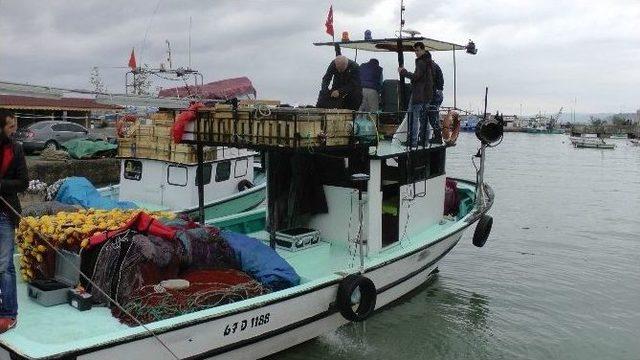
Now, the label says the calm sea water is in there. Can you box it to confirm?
[271,133,640,360]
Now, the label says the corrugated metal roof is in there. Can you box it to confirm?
[0,95,122,111]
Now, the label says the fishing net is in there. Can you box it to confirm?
[21,201,80,217]
[114,234,181,305]
[112,269,269,325]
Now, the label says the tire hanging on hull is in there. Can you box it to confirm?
[336,274,377,322]
[472,214,493,248]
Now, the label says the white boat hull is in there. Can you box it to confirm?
[65,231,463,360]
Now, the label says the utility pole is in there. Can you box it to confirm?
[166,40,173,69]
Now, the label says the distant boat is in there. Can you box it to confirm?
[572,137,615,149]
[461,115,480,132]
[610,133,628,139]
[631,139,640,146]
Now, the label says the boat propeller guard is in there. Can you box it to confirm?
[337,274,377,322]
[472,214,493,248]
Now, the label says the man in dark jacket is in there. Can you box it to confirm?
[359,58,383,113]
[0,110,28,333]
[428,60,445,144]
[317,55,362,111]
[398,42,434,146]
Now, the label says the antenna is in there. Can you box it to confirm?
[399,0,406,36]
[165,40,173,69]
[188,17,192,69]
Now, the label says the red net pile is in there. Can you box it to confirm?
[112,269,268,325]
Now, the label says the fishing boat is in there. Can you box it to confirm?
[97,148,266,221]
[461,115,480,132]
[572,137,615,149]
[0,16,499,360]
[610,133,628,139]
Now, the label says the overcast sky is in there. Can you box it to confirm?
[1,0,639,115]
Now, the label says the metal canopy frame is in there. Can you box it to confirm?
[314,36,477,111]
[313,37,468,52]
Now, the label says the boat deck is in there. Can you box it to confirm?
[370,140,446,159]
[0,181,478,359]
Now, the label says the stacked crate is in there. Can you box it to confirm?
[198,106,354,148]
[116,111,217,163]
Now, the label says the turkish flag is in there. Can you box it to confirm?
[128,48,137,70]
[325,5,334,37]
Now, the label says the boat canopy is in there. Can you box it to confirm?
[313,37,472,53]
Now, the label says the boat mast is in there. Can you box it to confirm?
[397,0,407,112]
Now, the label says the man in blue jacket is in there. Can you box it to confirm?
[358,58,383,113]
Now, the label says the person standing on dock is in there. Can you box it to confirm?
[317,55,363,111]
[0,110,28,333]
[358,58,383,113]
[398,42,434,147]
[428,58,444,144]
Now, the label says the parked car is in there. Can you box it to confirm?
[15,121,89,153]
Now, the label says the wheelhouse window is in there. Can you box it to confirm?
[123,160,143,181]
[196,163,213,186]
[234,158,248,178]
[167,165,188,186]
[215,161,231,182]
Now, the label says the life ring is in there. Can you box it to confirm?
[472,214,493,248]
[116,115,138,138]
[336,274,377,322]
[237,179,254,192]
[442,111,461,146]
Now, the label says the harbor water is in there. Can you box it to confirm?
[270,133,640,360]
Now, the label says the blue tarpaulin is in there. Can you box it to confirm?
[55,177,138,210]
[221,230,300,291]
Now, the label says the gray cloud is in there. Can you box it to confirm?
[0,0,638,114]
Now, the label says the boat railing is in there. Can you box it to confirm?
[180,101,455,153]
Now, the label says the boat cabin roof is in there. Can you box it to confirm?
[313,37,469,52]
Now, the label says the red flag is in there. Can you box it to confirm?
[128,48,137,70]
[325,5,334,37]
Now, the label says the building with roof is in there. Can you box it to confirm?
[0,95,122,128]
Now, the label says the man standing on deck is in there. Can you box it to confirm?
[358,58,383,113]
[317,55,363,111]
[428,58,444,144]
[0,110,28,333]
[398,42,434,147]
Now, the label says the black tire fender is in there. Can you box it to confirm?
[237,179,254,192]
[336,274,377,322]
[472,214,493,248]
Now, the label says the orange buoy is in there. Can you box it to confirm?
[442,111,461,146]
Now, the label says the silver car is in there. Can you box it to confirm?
[15,120,89,153]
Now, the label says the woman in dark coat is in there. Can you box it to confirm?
[0,110,28,333]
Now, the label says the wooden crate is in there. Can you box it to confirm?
[138,124,155,137]
[125,123,140,138]
[171,151,197,164]
[136,146,157,159]
[156,138,172,152]
[156,149,171,161]
[154,125,172,138]
[150,112,175,126]
[117,138,136,157]
[136,135,156,148]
